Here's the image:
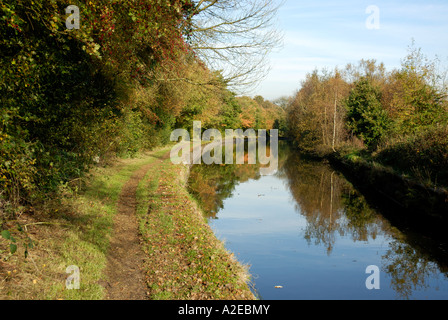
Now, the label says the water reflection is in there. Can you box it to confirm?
[188,164,261,218]
[383,240,444,300]
[188,142,448,299]
[283,151,390,255]
[188,143,287,218]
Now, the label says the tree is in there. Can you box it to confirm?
[382,44,448,135]
[273,96,291,109]
[344,59,387,88]
[219,91,243,129]
[345,78,391,149]
[187,0,284,92]
[287,68,349,151]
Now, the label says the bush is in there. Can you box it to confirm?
[375,126,448,186]
[0,130,36,207]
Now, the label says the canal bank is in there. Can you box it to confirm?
[326,151,448,242]
[135,147,256,300]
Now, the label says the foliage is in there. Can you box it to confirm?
[0,0,285,251]
[383,69,448,136]
[375,126,448,186]
[237,95,285,131]
[286,46,448,186]
[1,225,34,258]
[287,69,350,152]
[345,77,391,149]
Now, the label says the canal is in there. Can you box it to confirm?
[188,141,448,300]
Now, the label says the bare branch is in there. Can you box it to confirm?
[188,0,284,93]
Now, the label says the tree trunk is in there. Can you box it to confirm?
[332,91,338,152]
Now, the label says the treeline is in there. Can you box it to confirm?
[0,0,284,216]
[286,46,448,186]
[237,95,286,132]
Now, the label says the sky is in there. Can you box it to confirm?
[253,0,448,101]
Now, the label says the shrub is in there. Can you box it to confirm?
[375,126,448,186]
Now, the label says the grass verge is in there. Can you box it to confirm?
[136,155,255,300]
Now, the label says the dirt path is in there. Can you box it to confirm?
[104,162,154,300]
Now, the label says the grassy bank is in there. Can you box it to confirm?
[0,146,255,300]
[136,151,255,300]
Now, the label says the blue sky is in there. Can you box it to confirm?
[254,0,448,100]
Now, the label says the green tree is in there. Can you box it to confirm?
[345,78,391,149]
[220,91,242,129]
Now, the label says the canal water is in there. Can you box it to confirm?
[187,141,448,300]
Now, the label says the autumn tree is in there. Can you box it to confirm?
[382,45,448,136]
[287,69,349,152]
[344,59,387,88]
